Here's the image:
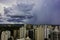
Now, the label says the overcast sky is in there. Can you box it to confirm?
[0,0,60,25]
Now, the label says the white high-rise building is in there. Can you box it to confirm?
[1,31,11,40]
[35,25,44,40]
[19,26,26,39]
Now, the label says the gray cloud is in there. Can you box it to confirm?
[3,2,34,23]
